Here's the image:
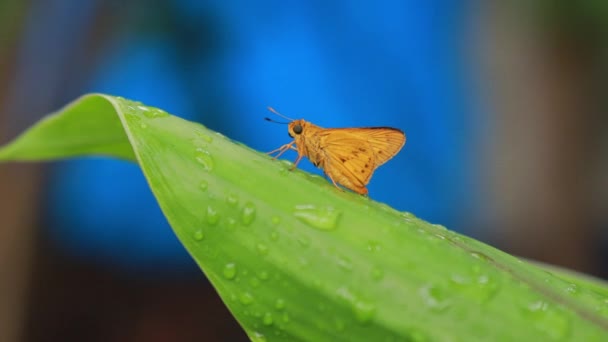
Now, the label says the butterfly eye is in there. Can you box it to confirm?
[293,124,303,135]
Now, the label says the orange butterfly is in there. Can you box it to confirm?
[266,107,405,195]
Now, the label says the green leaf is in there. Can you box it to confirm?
[1,94,607,341]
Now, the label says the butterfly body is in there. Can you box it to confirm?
[267,111,405,195]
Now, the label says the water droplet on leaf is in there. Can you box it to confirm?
[241,202,256,226]
[271,216,281,225]
[249,332,266,342]
[223,263,237,280]
[293,204,341,230]
[420,284,451,312]
[297,235,311,248]
[239,292,254,305]
[366,240,382,252]
[525,301,571,340]
[249,277,260,288]
[226,217,237,230]
[371,267,384,281]
[256,243,269,255]
[275,298,285,310]
[206,205,220,225]
[336,286,375,324]
[336,255,353,272]
[262,312,274,326]
[226,193,239,206]
[354,300,376,324]
[195,148,214,171]
[196,131,213,142]
[142,107,168,118]
[193,230,205,241]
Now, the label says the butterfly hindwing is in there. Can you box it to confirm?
[319,127,405,187]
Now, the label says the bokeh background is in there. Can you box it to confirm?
[1,1,607,341]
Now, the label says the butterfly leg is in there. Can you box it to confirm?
[326,173,344,192]
[290,154,304,170]
[267,142,296,159]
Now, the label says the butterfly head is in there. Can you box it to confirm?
[265,107,310,140]
[287,120,306,138]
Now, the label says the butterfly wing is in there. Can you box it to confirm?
[318,127,405,189]
[343,127,406,166]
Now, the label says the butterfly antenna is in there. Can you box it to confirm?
[264,117,289,124]
[267,106,295,121]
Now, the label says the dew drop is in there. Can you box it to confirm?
[565,283,579,295]
[257,270,269,280]
[336,255,353,272]
[432,224,447,231]
[127,113,141,123]
[525,301,571,340]
[226,193,239,206]
[193,230,205,241]
[249,332,267,342]
[281,312,290,323]
[199,180,209,191]
[419,285,451,312]
[280,159,293,169]
[239,292,254,305]
[262,312,274,326]
[354,300,376,324]
[196,131,213,143]
[470,251,492,262]
[241,202,257,226]
[371,267,384,281]
[336,286,376,324]
[195,148,214,171]
[366,240,382,252]
[223,263,237,280]
[206,205,220,225]
[449,273,499,304]
[256,243,269,256]
[293,204,341,230]
[139,123,148,129]
[249,277,260,288]
[433,233,446,240]
[270,230,280,241]
[275,298,286,310]
[297,235,311,248]
[271,216,281,225]
[401,211,416,221]
[226,217,237,230]
[142,107,168,118]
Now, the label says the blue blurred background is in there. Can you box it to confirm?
[1,1,607,341]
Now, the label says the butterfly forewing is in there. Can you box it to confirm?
[323,138,375,185]
[319,127,405,188]
[320,127,405,168]
[348,127,405,166]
